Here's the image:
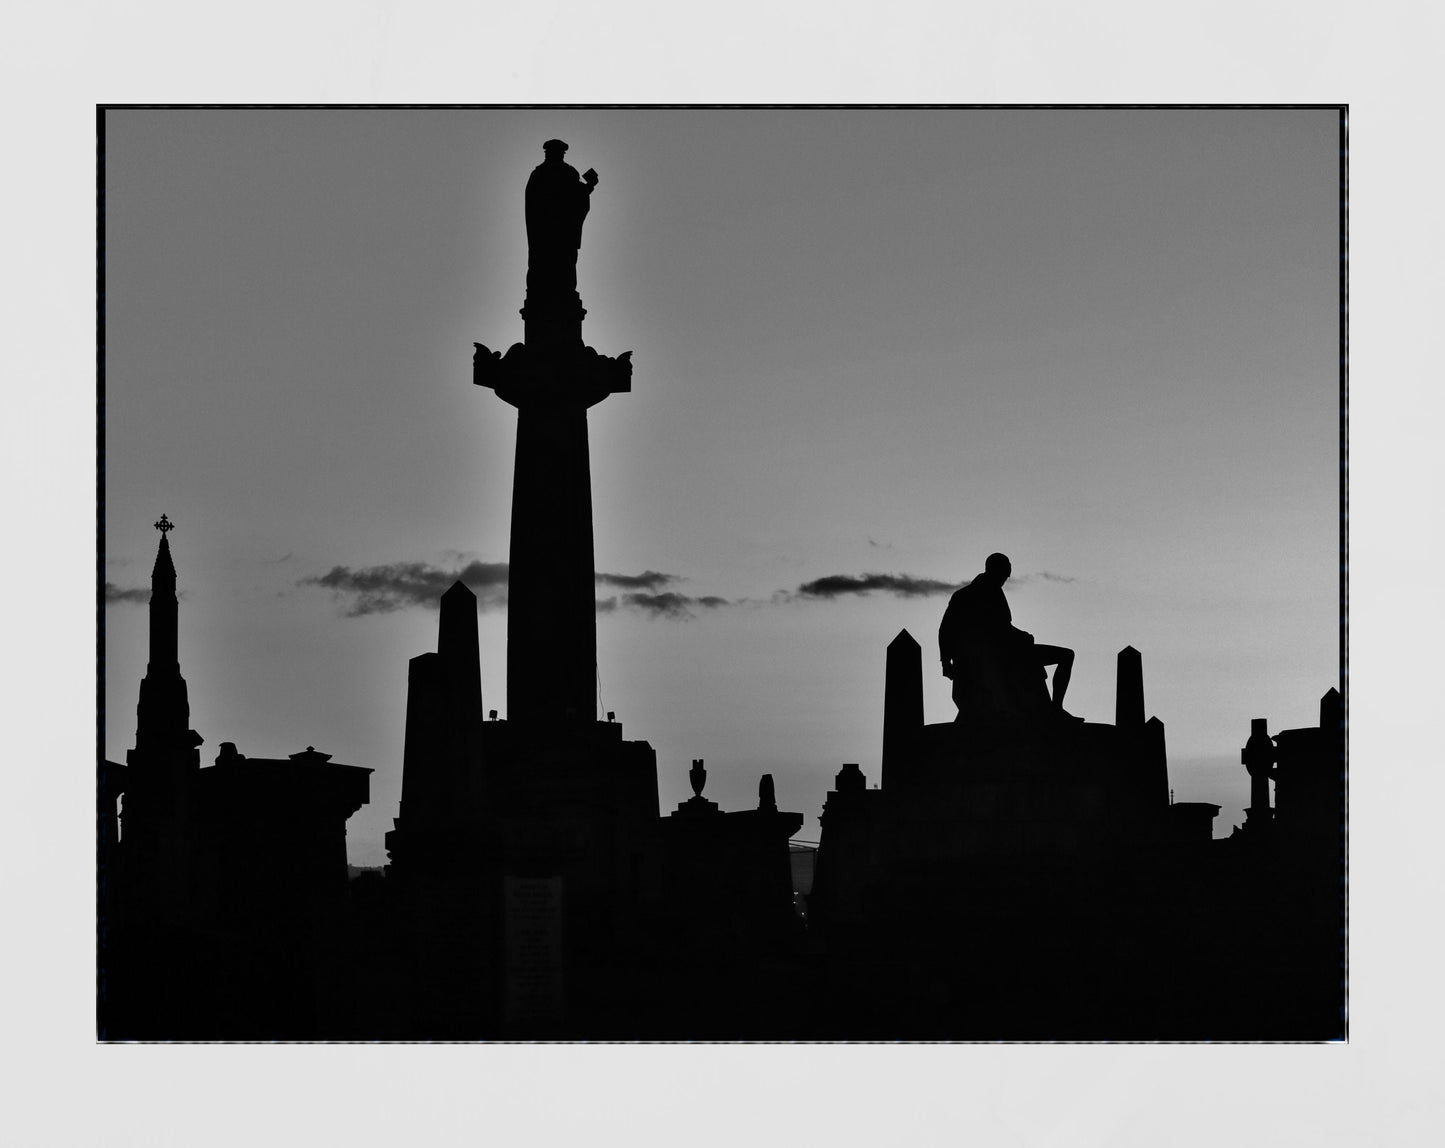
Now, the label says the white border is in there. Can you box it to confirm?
[6,2,1437,1145]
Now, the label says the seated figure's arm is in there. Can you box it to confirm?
[939,597,960,678]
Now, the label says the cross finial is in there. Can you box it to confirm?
[154,514,175,536]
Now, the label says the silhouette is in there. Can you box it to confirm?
[881,629,922,790]
[939,552,1076,723]
[102,519,372,1039]
[525,139,598,305]
[441,138,803,1036]
[102,143,1343,1042]
[808,617,1342,1039]
[472,140,632,726]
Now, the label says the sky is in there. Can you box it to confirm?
[102,108,1340,864]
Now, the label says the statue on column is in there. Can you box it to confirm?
[476,139,631,404]
[525,139,599,301]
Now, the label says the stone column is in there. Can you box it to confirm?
[473,142,632,729]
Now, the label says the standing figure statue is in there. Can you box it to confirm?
[939,552,1078,725]
[525,139,599,301]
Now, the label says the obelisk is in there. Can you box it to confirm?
[881,629,922,790]
[473,140,632,727]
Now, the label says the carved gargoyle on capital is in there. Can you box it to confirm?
[472,340,632,408]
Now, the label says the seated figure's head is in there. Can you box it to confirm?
[542,139,569,160]
[984,552,1012,582]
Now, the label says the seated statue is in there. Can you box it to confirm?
[939,552,1077,725]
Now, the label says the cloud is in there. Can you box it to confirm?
[596,570,680,591]
[1002,571,1081,587]
[778,569,1079,604]
[105,582,150,605]
[601,571,733,616]
[299,557,1067,621]
[792,572,962,601]
[301,561,713,620]
[300,560,509,617]
[619,591,732,620]
[621,591,693,619]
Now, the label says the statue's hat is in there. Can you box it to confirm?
[542,139,569,154]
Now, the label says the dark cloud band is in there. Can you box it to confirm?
[621,591,731,620]
[595,570,680,591]
[794,572,962,600]
[301,560,1069,619]
[301,561,722,619]
[300,560,509,617]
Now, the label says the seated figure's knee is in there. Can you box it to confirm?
[1034,643,1068,668]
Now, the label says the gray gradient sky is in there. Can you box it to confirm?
[103,109,1339,864]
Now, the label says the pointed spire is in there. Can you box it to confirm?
[135,515,191,748]
[150,514,177,586]
[152,535,176,583]
[146,515,179,673]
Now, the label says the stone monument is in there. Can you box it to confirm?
[472,139,633,726]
